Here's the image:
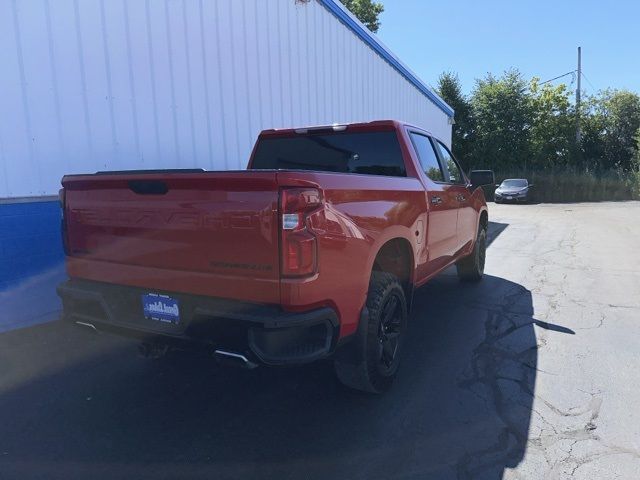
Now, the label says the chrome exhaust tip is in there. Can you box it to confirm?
[75,321,99,333]
[214,349,258,369]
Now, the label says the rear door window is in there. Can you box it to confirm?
[251,131,406,177]
[408,132,444,182]
[434,141,465,184]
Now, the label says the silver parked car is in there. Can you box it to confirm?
[494,178,532,203]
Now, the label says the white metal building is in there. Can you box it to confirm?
[0,0,453,293]
[0,0,453,199]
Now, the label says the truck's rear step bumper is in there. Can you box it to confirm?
[57,279,339,365]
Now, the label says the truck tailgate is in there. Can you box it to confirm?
[62,171,280,304]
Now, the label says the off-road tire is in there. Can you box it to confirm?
[456,224,487,282]
[334,271,407,393]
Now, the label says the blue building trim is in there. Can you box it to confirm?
[318,0,455,118]
[0,199,64,291]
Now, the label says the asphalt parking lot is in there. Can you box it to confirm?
[0,202,639,480]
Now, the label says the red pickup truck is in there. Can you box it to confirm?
[57,120,494,393]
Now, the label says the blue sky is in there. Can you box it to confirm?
[376,0,640,97]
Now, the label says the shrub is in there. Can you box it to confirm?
[491,169,634,203]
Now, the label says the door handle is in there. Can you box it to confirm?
[430,196,442,205]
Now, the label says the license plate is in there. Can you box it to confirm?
[142,293,180,324]
[506,196,513,200]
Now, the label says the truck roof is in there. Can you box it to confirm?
[259,120,433,138]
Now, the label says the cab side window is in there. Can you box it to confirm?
[435,141,464,184]
[409,132,445,182]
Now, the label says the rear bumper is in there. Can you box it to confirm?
[495,193,528,202]
[57,279,339,365]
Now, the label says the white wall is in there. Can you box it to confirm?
[0,0,452,198]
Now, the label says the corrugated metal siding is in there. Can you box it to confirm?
[0,0,452,198]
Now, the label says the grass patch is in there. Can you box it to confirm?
[487,169,637,202]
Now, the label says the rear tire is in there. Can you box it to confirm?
[456,224,487,282]
[334,272,407,393]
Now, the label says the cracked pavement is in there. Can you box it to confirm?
[0,201,639,479]
[489,202,640,479]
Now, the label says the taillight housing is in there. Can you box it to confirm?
[59,187,69,255]
[280,188,321,277]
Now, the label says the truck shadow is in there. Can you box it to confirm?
[487,220,508,247]
[0,271,554,480]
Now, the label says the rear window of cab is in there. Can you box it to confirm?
[251,131,406,177]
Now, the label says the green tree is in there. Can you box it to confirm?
[598,90,640,172]
[634,128,640,166]
[580,90,640,172]
[529,78,574,170]
[432,69,639,201]
[579,94,606,170]
[630,128,640,198]
[340,0,384,33]
[470,69,532,172]
[437,72,474,170]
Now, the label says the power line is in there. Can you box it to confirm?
[520,70,576,93]
[581,71,597,92]
[539,70,576,86]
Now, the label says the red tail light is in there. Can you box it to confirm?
[280,188,321,277]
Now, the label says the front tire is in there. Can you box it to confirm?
[334,271,408,393]
[456,224,487,282]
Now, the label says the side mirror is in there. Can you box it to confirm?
[469,170,495,190]
[528,183,534,188]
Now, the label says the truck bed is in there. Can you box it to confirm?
[62,171,281,304]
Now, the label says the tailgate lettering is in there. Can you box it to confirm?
[71,208,258,230]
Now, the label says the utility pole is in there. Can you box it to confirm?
[576,46,582,146]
